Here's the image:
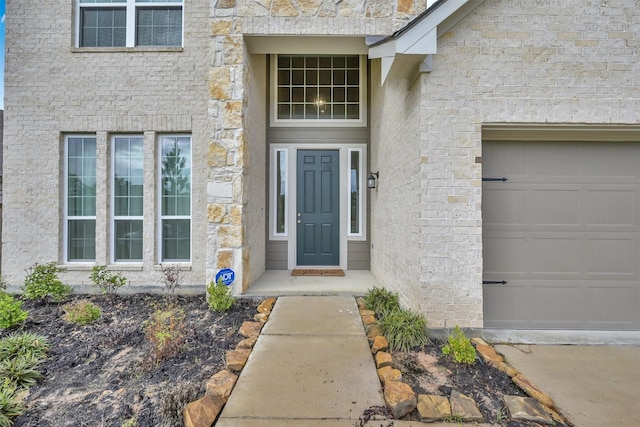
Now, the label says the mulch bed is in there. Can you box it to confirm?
[1,294,259,427]
[362,340,570,426]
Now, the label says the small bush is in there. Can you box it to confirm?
[160,264,184,296]
[0,293,28,330]
[379,309,429,352]
[0,276,9,293]
[0,380,25,427]
[22,262,71,302]
[0,333,49,361]
[63,300,102,325]
[144,307,187,363]
[90,265,128,295]
[207,279,235,312]
[363,287,400,318]
[442,326,477,365]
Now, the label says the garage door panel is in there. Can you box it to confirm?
[483,236,529,274]
[584,189,638,228]
[483,188,528,227]
[530,237,580,274]
[586,237,637,276]
[530,190,579,226]
[483,139,640,330]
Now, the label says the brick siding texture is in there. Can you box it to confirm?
[370,0,639,328]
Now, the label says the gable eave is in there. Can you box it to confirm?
[369,0,485,84]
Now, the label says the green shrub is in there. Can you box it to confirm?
[89,265,128,295]
[0,276,8,293]
[442,326,477,365]
[207,279,235,312]
[0,294,28,330]
[0,355,43,389]
[22,262,71,302]
[379,309,429,352]
[0,380,25,427]
[0,333,49,361]
[144,307,187,363]
[62,300,102,325]
[364,286,400,318]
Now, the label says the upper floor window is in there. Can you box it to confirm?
[77,0,183,48]
[271,55,367,127]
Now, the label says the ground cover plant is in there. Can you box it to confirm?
[0,294,258,427]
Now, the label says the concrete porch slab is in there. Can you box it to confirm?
[242,270,379,297]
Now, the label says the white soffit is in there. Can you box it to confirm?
[245,36,368,54]
[369,0,485,84]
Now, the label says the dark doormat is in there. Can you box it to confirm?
[290,269,346,277]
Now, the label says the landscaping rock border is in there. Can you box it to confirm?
[356,297,570,426]
[183,297,277,427]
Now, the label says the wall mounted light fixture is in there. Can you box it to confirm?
[367,171,379,189]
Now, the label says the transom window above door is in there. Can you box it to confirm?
[271,55,367,127]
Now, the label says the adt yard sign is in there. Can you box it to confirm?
[216,268,235,286]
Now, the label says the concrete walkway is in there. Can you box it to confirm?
[495,344,640,427]
[216,296,386,426]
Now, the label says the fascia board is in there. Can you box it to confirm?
[395,0,470,54]
[368,40,397,59]
[400,28,437,55]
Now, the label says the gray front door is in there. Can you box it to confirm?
[297,150,340,266]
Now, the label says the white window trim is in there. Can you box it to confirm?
[270,144,368,270]
[269,147,289,239]
[111,135,144,263]
[157,134,192,263]
[75,0,184,48]
[64,134,97,263]
[269,55,368,128]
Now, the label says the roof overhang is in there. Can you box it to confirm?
[368,0,485,84]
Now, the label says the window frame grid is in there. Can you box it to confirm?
[64,135,98,263]
[158,134,192,263]
[270,54,367,128]
[76,0,184,48]
[111,135,145,263]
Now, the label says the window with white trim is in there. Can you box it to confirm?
[65,136,97,262]
[271,148,288,237]
[112,136,144,262]
[159,135,191,261]
[77,0,183,48]
[348,148,363,237]
[271,55,367,127]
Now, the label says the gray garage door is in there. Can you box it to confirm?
[483,140,640,330]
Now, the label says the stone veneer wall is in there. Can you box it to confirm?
[371,0,639,328]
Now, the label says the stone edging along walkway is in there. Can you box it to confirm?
[182,297,277,427]
[355,297,571,426]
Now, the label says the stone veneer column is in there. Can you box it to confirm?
[207,2,247,292]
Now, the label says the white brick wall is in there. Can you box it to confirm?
[370,0,639,328]
[3,0,210,289]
